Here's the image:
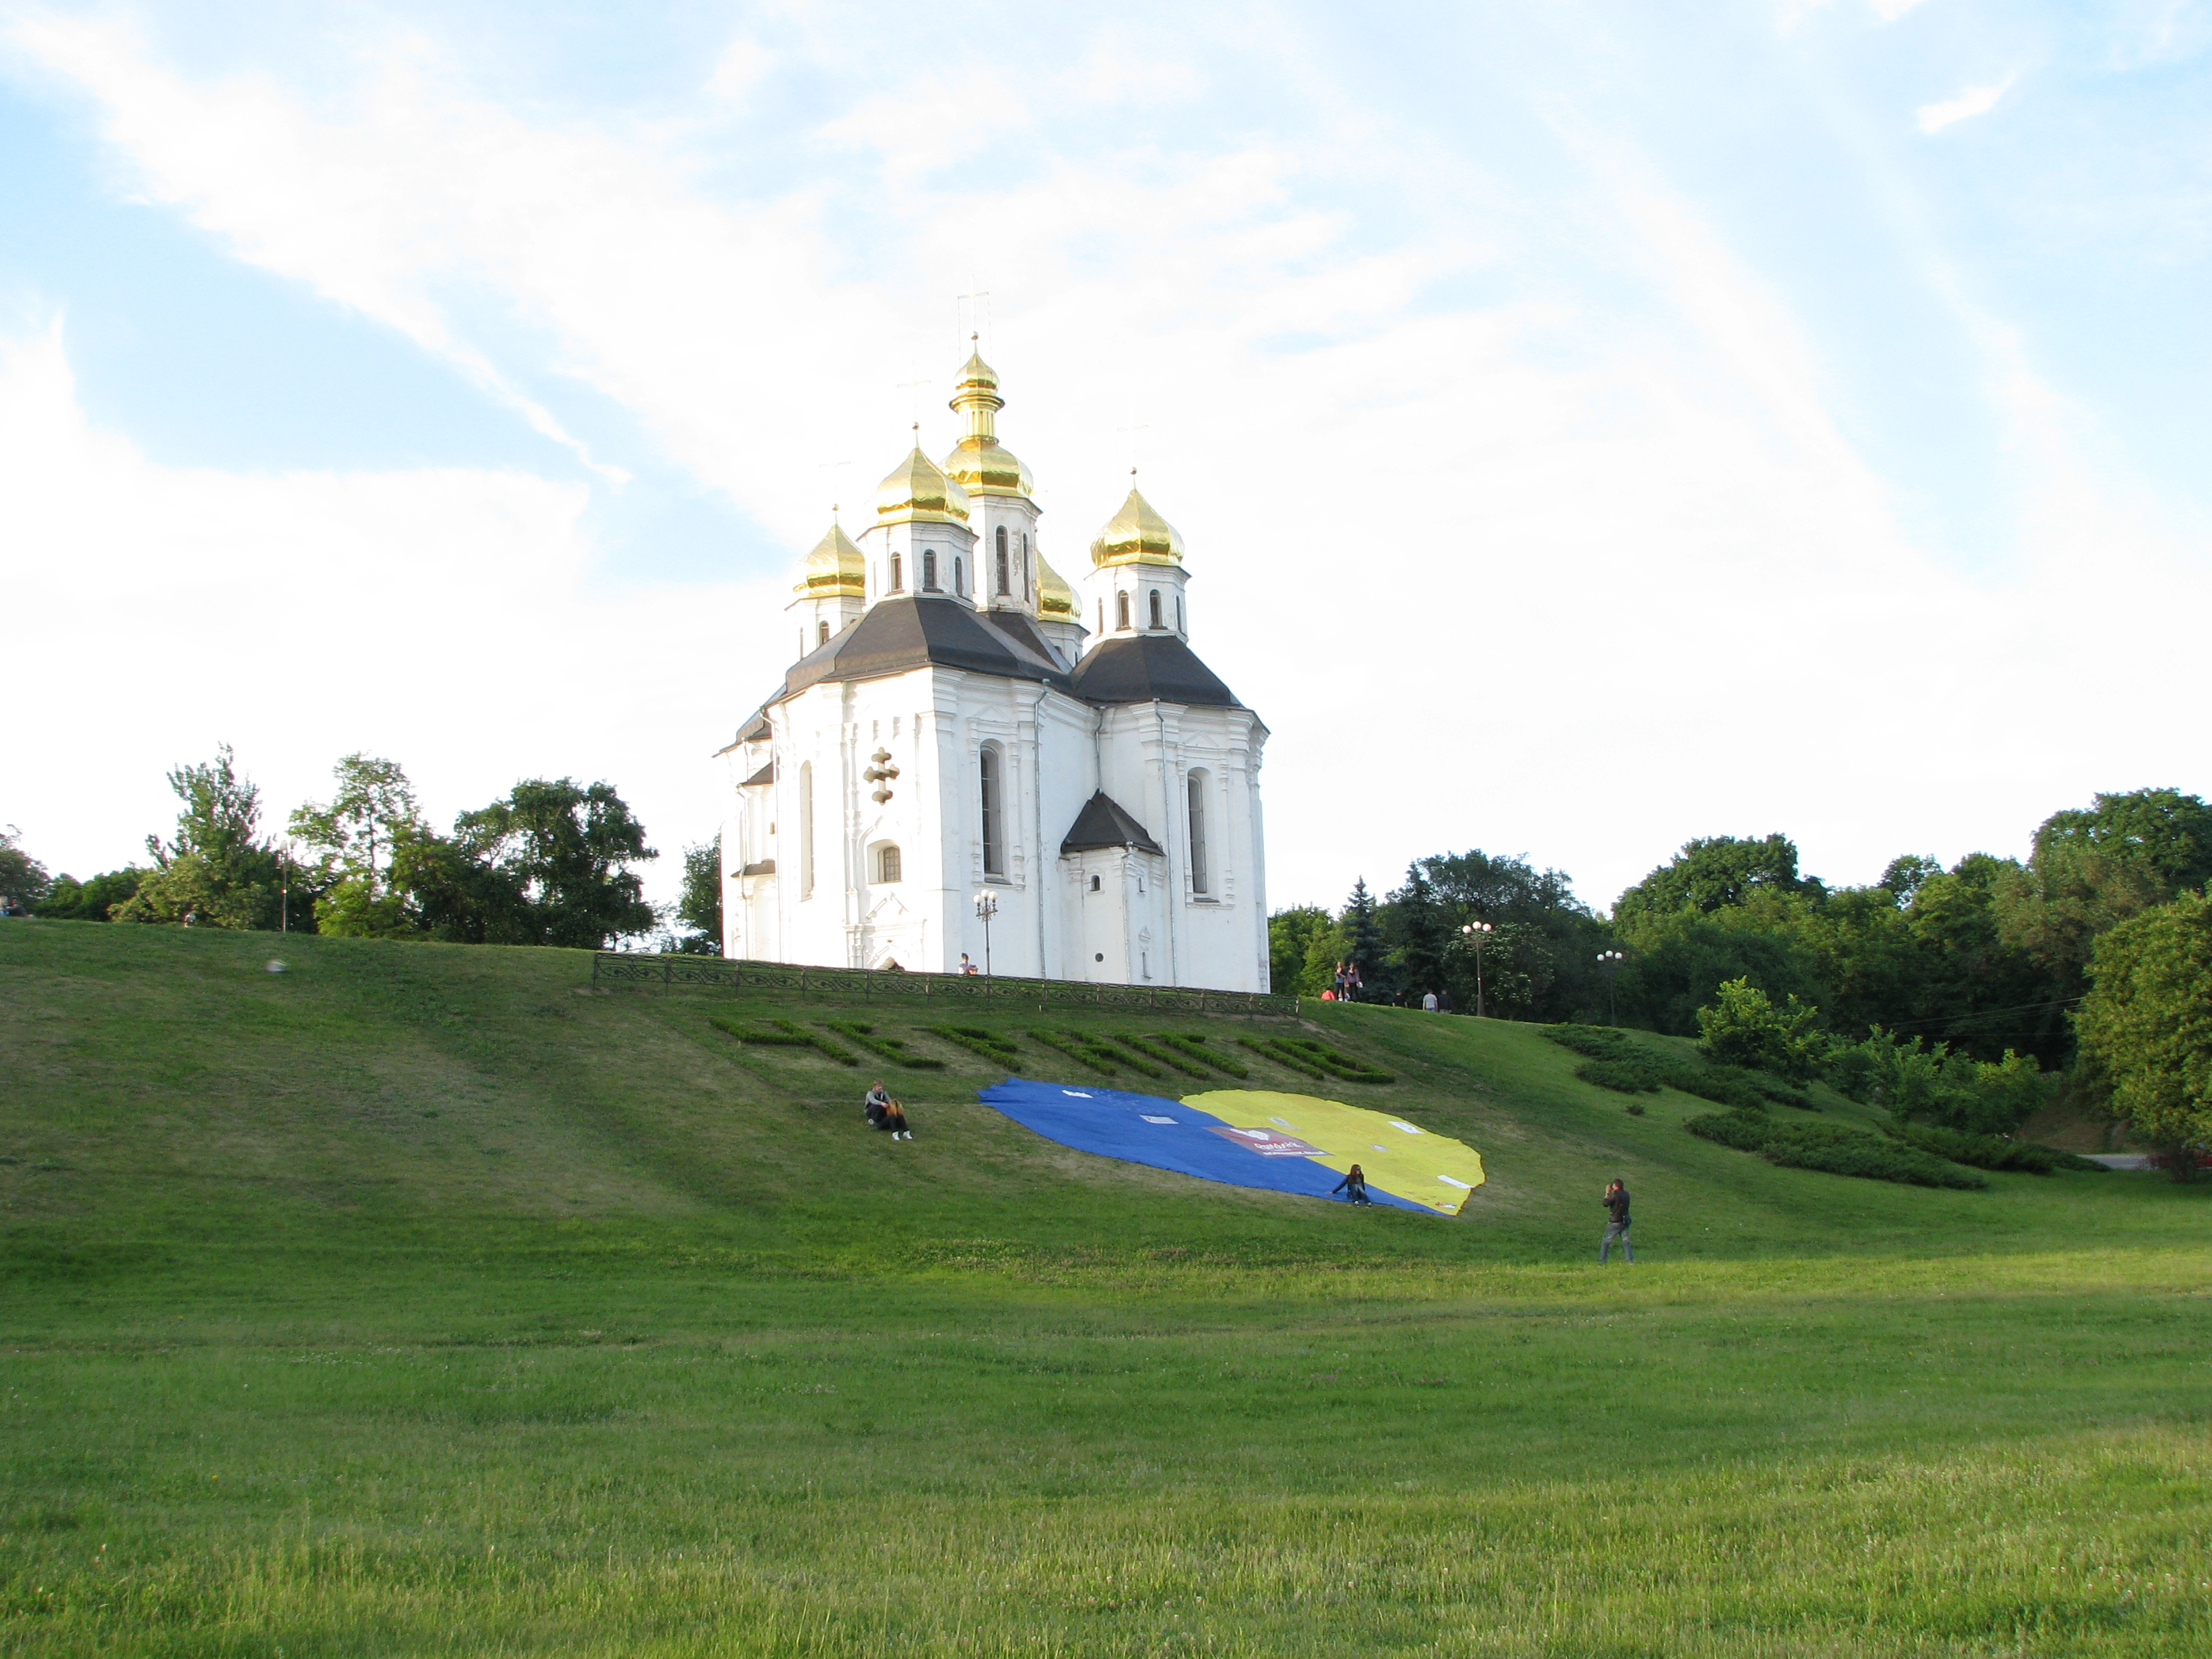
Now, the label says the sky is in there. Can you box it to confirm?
[2,0,2208,920]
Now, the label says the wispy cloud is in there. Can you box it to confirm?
[1918,76,2015,134]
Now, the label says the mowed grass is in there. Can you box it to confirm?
[1,923,2208,1656]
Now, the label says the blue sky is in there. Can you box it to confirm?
[3,0,2208,916]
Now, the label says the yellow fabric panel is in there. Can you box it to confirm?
[1182,1089,1486,1214]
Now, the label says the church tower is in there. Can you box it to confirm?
[785,519,866,659]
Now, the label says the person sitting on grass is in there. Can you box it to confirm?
[881,1099,912,1140]
[1600,1179,1633,1265]
[864,1080,891,1130]
[1331,1164,1370,1205]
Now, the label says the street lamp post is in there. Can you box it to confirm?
[1597,949,1624,1026]
[973,890,998,979]
[1461,920,1494,1019]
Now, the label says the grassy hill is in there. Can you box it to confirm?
[3,921,2208,1656]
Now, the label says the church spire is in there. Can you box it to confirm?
[942,338,1034,498]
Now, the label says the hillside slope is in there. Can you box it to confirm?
[0,920,2178,1267]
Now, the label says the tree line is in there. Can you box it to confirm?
[1,747,724,953]
[1267,786,2212,1162]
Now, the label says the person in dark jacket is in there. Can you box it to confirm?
[881,1100,912,1140]
[1600,1179,1633,1264]
[864,1081,891,1130]
[1331,1164,1371,1204]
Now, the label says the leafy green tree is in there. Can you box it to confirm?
[1614,905,1826,1037]
[669,840,724,956]
[2001,789,2212,997]
[2076,886,2212,1171]
[291,755,428,938]
[1297,917,1350,996]
[1614,834,1820,928]
[0,826,50,912]
[1415,850,1609,1021]
[430,778,657,949]
[34,867,144,921]
[1267,905,1332,994]
[112,746,290,930]
[1695,977,1824,1081]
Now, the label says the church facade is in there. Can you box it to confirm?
[714,350,1270,991]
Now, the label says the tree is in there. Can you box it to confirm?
[0,826,50,912]
[1614,834,1820,928]
[1415,850,1609,1021]
[2076,886,2212,1173]
[670,840,724,956]
[1267,906,1333,994]
[1826,1029,2046,1136]
[35,867,144,922]
[1385,862,1452,1004]
[1340,878,1385,996]
[1695,977,1824,1081]
[291,755,428,938]
[2002,788,2212,996]
[438,777,658,949]
[112,745,289,930]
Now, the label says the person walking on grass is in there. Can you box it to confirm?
[1332,1164,1371,1205]
[1600,1179,1633,1264]
[864,1080,892,1130]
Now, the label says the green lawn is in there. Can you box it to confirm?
[3,922,2207,1656]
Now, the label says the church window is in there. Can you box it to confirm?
[954,554,964,596]
[877,844,901,884]
[922,548,938,591]
[1089,874,1100,893]
[1187,769,1211,897]
[979,744,1005,877]
[996,527,1010,595]
[1149,589,1162,628]
[1176,594,1185,633]
[817,619,830,647]
[1097,600,1105,635]
[1115,591,1131,630]
[798,763,816,899]
[889,551,903,592]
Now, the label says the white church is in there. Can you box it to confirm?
[714,348,1271,992]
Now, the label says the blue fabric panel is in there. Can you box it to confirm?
[977,1078,1431,1212]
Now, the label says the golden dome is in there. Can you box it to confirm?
[792,520,865,597]
[941,345,1033,498]
[1088,484,1185,568]
[1036,552,1078,618]
[874,445,970,525]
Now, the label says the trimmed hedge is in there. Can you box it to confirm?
[1877,1120,2106,1175]
[710,1016,859,1066]
[1238,1036,1394,1086]
[821,1021,945,1070]
[1685,1110,1986,1189]
[925,1025,1023,1065]
[1109,1033,1214,1079]
[1027,1029,1162,1080]
[1150,1033,1250,1078]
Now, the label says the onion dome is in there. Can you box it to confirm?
[874,443,970,525]
[1088,483,1185,568]
[792,520,865,598]
[941,346,1034,498]
[1036,552,1078,619]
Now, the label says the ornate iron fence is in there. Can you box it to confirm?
[590,951,1298,1016]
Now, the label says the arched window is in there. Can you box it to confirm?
[1097,599,1105,635]
[1089,874,1100,893]
[817,619,830,648]
[954,554,964,596]
[889,551,903,592]
[996,527,1010,595]
[922,548,939,591]
[1115,591,1131,630]
[1149,589,1163,628]
[877,844,901,884]
[979,744,1005,877]
[798,762,816,899]
[1187,770,1210,897]
[1176,594,1185,634]
[1023,534,1032,598]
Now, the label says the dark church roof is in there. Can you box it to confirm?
[779,596,1072,698]
[1069,634,1241,708]
[1060,791,1165,855]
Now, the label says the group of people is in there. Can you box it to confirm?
[1320,962,1366,1002]
[863,1080,913,1139]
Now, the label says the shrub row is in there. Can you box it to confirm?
[1239,1036,1393,1086]
[1685,1110,1986,1189]
[1875,1119,2105,1175]
[926,1025,1022,1064]
[1545,1025,1814,1111]
[1151,1033,1250,1078]
[711,1016,859,1066]
[821,1020,944,1070]
[1025,1029,1164,1080]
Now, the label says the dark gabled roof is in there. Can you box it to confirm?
[978,608,1063,666]
[1061,791,1165,856]
[778,596,1073,699]
[741,761,775,787]
[1069,634,1241,708]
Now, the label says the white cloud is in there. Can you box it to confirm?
[1918,77,2014,134]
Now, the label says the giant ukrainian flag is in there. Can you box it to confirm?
[977,1081,1484,1214]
